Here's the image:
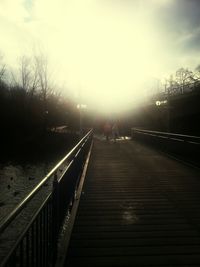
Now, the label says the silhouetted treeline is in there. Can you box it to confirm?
[0,55,81,159]
[131,88,200,136]
[0,82,79,134]
[132,66,200,135]
[149,67,200,97]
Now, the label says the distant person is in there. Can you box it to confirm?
[112,122,119,142]
[119,120,125,139]
[104,122,111,141]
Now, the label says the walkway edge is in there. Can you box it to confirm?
[55,140,94,267]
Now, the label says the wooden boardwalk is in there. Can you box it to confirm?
[65,137,200,267]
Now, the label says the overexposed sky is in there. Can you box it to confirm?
[1,0,200,112]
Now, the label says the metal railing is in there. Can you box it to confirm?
[132,128,200,166]
[132,128,200,144]
[0,129,93,267]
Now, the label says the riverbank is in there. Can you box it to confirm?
[0,129,79,221]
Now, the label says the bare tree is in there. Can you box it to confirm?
[34,54,51,103]
[165,74,180,95]
[13,53,54,103]
[0,53,6,82]
[19,56,32,90]
[175,68,194,93]
[19,56,39,92]
[29,57,39,97]
[193,65,200,82]
[0,65,5,81]
[33,53,55,131]
[8,55,39,98]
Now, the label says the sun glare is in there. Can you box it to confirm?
[50,2,164,113]
[3,0,199,114]
[2,0,167,114]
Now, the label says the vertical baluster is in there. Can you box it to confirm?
[15,246,20,267]
[45,205,48,267]
[19,240,24,267]
[26,231,30,267]
[36,218,39,267]
[31,223,35,267]
[10,251,17,267]
[47,200,52,263]
[52,172,59,265]
[45,204,49,267]
[42,208,46,267]
[50,197,54,265]
[39,213,43,267]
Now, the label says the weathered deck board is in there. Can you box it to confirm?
[65,137,200,267]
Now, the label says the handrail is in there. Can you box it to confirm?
[0,193,52,267]
[132,128,200,144]
[0,129,93,234]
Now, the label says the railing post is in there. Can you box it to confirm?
[52,172,59,265]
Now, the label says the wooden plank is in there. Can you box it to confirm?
[71,230,199,239]
[64,138,200,267]
[68,245,200,256]
[69,237,200,247]
[66,255,200,267]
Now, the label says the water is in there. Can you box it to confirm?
[0,161,55,223]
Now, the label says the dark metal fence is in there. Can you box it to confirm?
[132,128,200,166]
[0,129,93,267]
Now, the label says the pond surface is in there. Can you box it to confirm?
[0,161,56,222]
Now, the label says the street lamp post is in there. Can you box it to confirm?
[77,104,87,137]
[155,88,170,133]
[165,81,171,133]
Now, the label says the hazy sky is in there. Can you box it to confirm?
[1,0,200,112]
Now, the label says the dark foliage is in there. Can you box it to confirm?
[0,77,80,160]
[131,89,200,135]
